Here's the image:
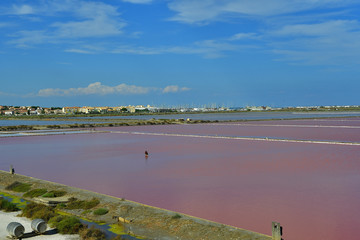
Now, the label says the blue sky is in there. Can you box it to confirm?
[1,0,360,107]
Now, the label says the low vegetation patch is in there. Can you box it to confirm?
[21,202,56,221]
[93,208,109,216]
[21,205,85,234]
[171,213,182,219]
[23,188,48,198]
[82,209,92,215]
[65,197,100,210]
[42,190,66,198]
[79,226,106,240]
[50,216,84,234]
[5,181,32,192]
[0,198,19,212]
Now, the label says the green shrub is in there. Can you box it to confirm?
[93,208,108,216]
[42,190,66,198]
[171,213,182,219]
[48,215,66,226]
[84,198,100,209]
[66,198,100,210]
[5,181,32,192]
[21,202,56,221]
[54,216,84,234]
[79,226,106,240]
[82,209,91,215]
[23,189,48,198]
[0,198,19,212]
[56,203,66,209]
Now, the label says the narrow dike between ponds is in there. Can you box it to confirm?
[111,130,360,146]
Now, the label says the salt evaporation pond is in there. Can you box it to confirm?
[1,118,360,240]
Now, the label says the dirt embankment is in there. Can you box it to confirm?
[0,118,213,132]
[0,171,272,240]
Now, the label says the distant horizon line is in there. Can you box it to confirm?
[1,104,360,109]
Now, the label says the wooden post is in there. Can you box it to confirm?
[272,222,282,240]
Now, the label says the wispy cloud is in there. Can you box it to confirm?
[111,46,161,55]
[0,22,14,28]
[163,85,190,93]
[36,82,190,97]
[122,0,153,4]
[8,1,125,48]
[110,38,242,58]
[65,48,94,54]
[12,4,35,15]
[164,0,360,64]
[0,91,8,96]
[167,40,239,58]
[51,1,124,38]
[4,0,360,66]
[9,31,51,48]
[168,0,357,24]
[272,20,359,36]
[229,33,259,41]
[37,82,153,96]
[0,91,17,97]
[270,20,360,65]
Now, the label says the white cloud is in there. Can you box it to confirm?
[12,5,34,15]
[65,49,94,54]
[111,39,241,58]
[53,18,123,38]
[229,33,259,41]
[8,1,125,47]
[163,85,190,93]
[111,46,161,55]
[168,39,240,58]
[5,0,359,66]
[165,0,360,65]
[52,1,125,38]
[0,22,13,28]
[0,91,17,97]
[273,20,359,36]
[270,20,360,64]
[168,0,356,24]
[36,82,191,97]
[9,31,51,48]
[37,82,154,96]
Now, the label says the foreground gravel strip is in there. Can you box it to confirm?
[0,211,80,240]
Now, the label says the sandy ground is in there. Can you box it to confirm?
[0,210,80,240]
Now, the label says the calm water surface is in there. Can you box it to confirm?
[1,118,359,240]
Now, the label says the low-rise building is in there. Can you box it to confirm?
[62,107,80,114]
[4,110,14,115]
[15,109,28,115]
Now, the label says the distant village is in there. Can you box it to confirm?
[0,105,359,116]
